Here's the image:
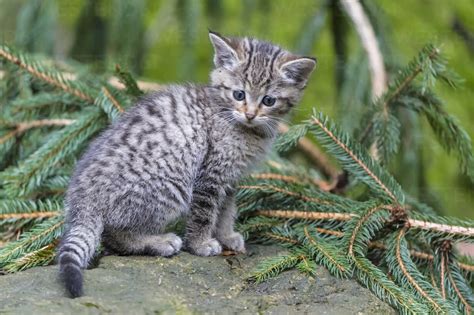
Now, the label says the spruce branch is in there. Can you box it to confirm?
[247,253,302,283]
[0,199,62,225]
[398,87,474,179]
[251,209,474,241]
[353,255,425,313]
[239,185,336,206]
[359,44,441,144]
[255,210,353,221]
[277,123,339,179]
[102,86,125,113]
[302,226,350,277]
[347,205,387,257]
[0,216,63,267]
[3,241,57,273]
[408,218,474,238]
[0,212,58,220]
[304,225,474,275]
[0,110,105,197]
[445,257,474,313]
[114,64,144,97]
[0,45,95,103]
[95,86,127,121]
[388,228,454,313]
[0,118,74,146]
[250,173,303,185]
[310,111,404,203]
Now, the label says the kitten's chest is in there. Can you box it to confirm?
[212,128,272,174]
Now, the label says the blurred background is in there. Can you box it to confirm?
[0,0,473,217]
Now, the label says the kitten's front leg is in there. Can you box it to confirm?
[185,178,225,256]
[215,192,245,253]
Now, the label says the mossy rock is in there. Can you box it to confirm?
[0,245,394,314]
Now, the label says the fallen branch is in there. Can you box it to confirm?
[0,119,74,145]
[254,209,474,238]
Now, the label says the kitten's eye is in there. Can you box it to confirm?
[262,95,276,106]
[233,90,246,101]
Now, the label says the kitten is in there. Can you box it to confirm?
[58,31,316,298]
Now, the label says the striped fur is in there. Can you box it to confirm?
[58,31,316,297]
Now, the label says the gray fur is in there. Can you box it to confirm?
[58,32,316,297]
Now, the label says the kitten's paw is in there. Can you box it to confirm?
[218,232,246,253]
[188,238,222,256]
[155,233,182,257]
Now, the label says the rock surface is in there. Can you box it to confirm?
[0,245,394,314]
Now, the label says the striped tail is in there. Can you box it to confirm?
[58,219,102,298]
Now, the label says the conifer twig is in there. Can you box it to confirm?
[278,124,339,179]
[447,264,472,313]
[408,219,474,237]
[239,185,334,205]
[251,173,302,184]
[441,251,447,299]
[0,119,75,145]
[313,226,474,273]
[253,209,474,240]
[395,228,443,312]
[348,205,387,256]
[0,212,59,220]
[311,115,398,202]
[255,210,353,221]
[304,226,346,273]
[358,46,440,143]
[0,47,94,103]
[102,87,125,113]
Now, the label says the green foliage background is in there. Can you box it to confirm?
[0,0,472,217]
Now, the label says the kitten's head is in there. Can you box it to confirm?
[208,31,316,129]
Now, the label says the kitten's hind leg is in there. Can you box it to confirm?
[104,231,182,257]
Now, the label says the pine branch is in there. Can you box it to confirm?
[0,199,62,225]
[95,86,126,121]
[0,45,95,103]
[310,111,405,203]
[302,226,351,278]
[387,228,455,313]
[239,185,337,207]
[353,255,426,313]
[346,204,388,257]
[102,86,125,113]
[277,123,339,179]
[255,210,353,221]
[0,216,63,267]
[251,208,474,241]
[0,110,105,197]
[3,240,57,273]
[398,87,474,179]
[8,92,83,113]
[0,212,58,220]
[445,257,474,313]
[409,218,474,239]
[0,118,74,146]
[114,64,144,97]
[247,253,302,283]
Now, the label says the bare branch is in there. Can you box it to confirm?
[340,0,387,99]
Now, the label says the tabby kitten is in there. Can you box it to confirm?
[58,31,316,297]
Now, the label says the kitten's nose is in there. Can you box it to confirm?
[245,112,256,121]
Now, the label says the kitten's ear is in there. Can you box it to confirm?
[209,31,240,69]
[279,56,317,85]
